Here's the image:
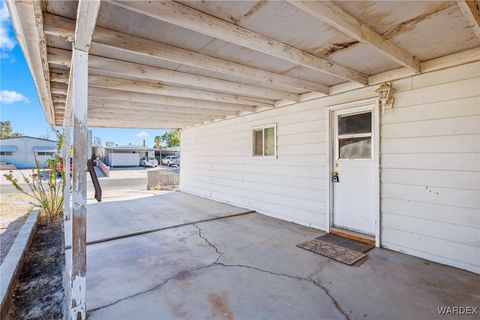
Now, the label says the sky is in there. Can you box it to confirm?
[0,1,168,147]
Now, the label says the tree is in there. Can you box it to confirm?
[160,130,180,148]
[0,121,22,138]
[153,136,162,149]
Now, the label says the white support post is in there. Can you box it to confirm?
[70,48,89,320]
[63,115,71,221]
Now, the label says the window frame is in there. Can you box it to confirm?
[0,151,14,156]
[251,123,277,159]
[36,151,55,156]
[335,110,373,161]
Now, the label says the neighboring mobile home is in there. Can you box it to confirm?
[103,145,156,167]
[7,0,479,317]
[0,136,58,169]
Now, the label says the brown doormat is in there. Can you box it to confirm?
[316,233,374,253]
[297,238,367,265]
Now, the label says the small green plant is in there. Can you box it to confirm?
[3,131,65,221]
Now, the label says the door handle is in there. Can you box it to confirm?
[332,171,339,183]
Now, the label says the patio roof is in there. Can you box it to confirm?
[7,0,480,129]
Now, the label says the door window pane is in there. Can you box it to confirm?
[253,130,263,156]
[339,137,371,159]
[264,127,275,156]
[338,112,371,135]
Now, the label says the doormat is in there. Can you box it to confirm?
[297,238,367,265]
[316,233,374,253]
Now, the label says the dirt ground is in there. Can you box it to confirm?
[7,215,65,320]
[0,193,33,263]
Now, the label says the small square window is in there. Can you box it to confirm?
[0,151,13,156]
[252,124,276,158]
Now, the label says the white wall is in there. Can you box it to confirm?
[0,137,57,168]
[180,61,480,274]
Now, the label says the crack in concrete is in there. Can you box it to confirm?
[88,262,217,315]
[193,223,223,262]
[88,223,349,320]
[214,262,350,320]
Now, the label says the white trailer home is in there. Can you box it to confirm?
[7,0,479,317]
[0,136,58,168]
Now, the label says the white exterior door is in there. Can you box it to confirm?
[332,106,377,236]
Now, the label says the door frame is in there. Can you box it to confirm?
[326,98,381,247]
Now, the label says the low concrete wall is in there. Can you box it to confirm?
[0,211,39,318]
[97,160,110,177]
[147,169,179,190]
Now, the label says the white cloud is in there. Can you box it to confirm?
[137,130,149,139]
[0,2,16,56]
[0,90,29,104]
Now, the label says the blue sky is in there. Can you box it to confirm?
[0,1,168,147]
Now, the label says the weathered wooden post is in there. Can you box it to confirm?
[68,1,101,319]
[70,47,88,320]
[63,90,72,221]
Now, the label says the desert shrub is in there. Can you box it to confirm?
[3,131,65,221]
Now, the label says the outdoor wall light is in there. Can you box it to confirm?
[376,82,395,113]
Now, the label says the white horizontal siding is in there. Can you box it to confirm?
[181,100,329,229]
[181,61,480,273]
[379,61,480,273]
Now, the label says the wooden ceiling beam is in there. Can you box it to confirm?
[88,87,256,113]
[289,1,421,72]
[43,13,330,94]
[88,75,274,107]
[47,48,299,101]
[113,0,367,84]
[6,0,55,124]
[73,0,101,51]
[88,98,238,117]
[50,82,67,94]
[50,69,69,84]
[87,110,223,123]
[87,119,193,129]
[457,0,480,39]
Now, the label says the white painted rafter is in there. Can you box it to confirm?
[43,13,331,94]
[47,48,300,101]
[112,0,368,84]
[87,75,274,107]
[6,0,55,124]
[288,1,421,72]
[457,0,480,39]
[88,87,256,113]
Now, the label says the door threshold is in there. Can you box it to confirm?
[330,227,375,245]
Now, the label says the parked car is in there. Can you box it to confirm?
[162,156,180,167]
[140,157,158,167]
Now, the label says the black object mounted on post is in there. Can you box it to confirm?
[87,158,102,202]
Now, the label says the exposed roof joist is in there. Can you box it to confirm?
[88,75,274,108]
[112,0,368,85]
[47,48,300,102]
[63,0,100,124]
[457,0,480,39]
[288,1,421,72]
[88,87,256,113]
[43,13,330,94]
[49,74,275,108]
[6,0,55,124]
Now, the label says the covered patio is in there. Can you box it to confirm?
[70,191,478,319]
[7,0,480,318]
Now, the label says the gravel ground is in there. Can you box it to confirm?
[0,193,33,264]
[7,215,65,320]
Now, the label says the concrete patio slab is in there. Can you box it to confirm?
[65,192,251,246]
[67,206,479,320]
